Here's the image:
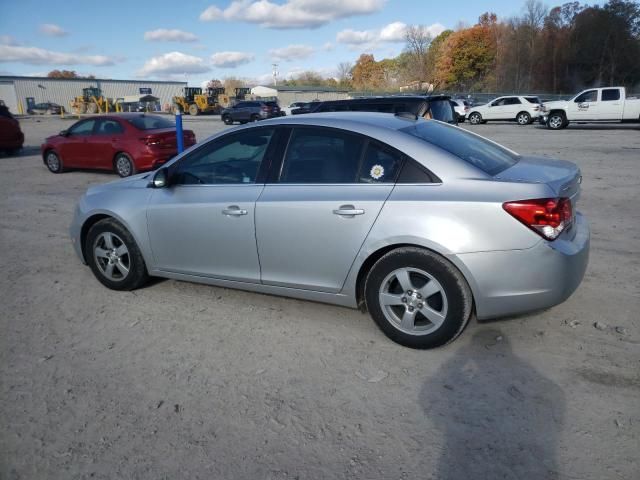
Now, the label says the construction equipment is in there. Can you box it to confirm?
[69,87,119,114]
[172,87,225,116]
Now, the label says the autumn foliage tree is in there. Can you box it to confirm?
[47,70,94,79]
[351,54,386,90]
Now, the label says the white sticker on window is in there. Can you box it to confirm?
[370,164,384,180]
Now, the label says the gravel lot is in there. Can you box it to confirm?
[1,115,639,480]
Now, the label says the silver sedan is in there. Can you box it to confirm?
[70,113,589,348]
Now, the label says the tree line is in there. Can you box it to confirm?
[284,0,640,94]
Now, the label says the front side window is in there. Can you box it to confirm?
[401,121,519,176]
[575,90,597,103]
[601,89,620,101]
[280,127,365,183]
[174,128,274,185]
[69,119,96,136]
[491,98,506,107]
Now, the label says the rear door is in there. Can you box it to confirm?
[503,97,522,119]
[92,118,125,169]
[255,127,403,292]
[599,88,623,120]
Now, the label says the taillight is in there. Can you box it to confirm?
[503,198,573,241]
[140,136,161,146]
[533,105,540,111]
[261,106,268,111]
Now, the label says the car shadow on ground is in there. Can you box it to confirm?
[419,328,565,479]
[533,124,640,131]
[0,146,41,158]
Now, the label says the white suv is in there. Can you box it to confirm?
[467,96,542,125]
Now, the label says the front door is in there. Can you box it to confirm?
[146,127,276,282]
[59,118,96,167]
[485,98,508,120]
[568,89,599,120]
[256,127,403,293]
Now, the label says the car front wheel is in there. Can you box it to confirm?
[222,115,233,125]
[365,247,473,349]
[45,150,64,173]
[547,112,567,130]
[86,218,149,291]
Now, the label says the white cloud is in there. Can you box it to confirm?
[269,44,314,62]
[144,29,199,43]
[200,0,385,29]
[322,42,334,51]
[0,35,20,46]
[39,24,68,37]
[0,45,116,66]
[137,51,210,77]
[211,51,255,68]
[337,22,446,51]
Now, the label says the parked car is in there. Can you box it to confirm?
[0,105,24,155]
[450,99,471,122]
[281,101,308,116]
[221,101,281,125]
[298,95,458,124]
[541,87,640,129]
[41,113,196,177]
[291,100,320,115]
[467,96,542,125]
[28,102,64,115]
[70,112,589,349]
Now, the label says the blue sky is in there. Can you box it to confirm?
[0,0,597,86]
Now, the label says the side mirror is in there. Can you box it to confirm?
[59,130,68,136]
[150,168,169,188]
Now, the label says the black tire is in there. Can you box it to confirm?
[250,114,260,122]
[516,111,531,125]
[114,152,136,178]
[44,150,64,173]
[222,114,233,125]
[85,218,149,291]
[468,112,483,125]
[364,247,473,349]
[547,112,567,130]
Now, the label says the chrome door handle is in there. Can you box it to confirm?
[333,205,364,216]
[222,206,247,216]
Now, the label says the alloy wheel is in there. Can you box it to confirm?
[46,152,60,172]
[116,156,132,177]
[93,232,130,282]
[378,267,448,336]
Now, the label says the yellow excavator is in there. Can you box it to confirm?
[70,87,119,114]
[172,87,225,115]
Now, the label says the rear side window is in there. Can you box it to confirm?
[96,119,124,135]
[505,97,522,105]
[400,121,519,175]
[128,115,174,130]
[602,89,620,101]
[358,142,403,183]
[280,127,365,183]
[524,97,541,104]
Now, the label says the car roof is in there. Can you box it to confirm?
[261,111,424,131]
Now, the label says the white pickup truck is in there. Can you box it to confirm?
[541,87,640,129]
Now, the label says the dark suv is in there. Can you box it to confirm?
[221,101,281,125]
[293,95,457,124]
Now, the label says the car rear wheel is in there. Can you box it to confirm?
[114,153,136,178]
[547,112,567,130]
[468,112,483,125]
[86,218,149,291]
[250,114,260,122]
[516,111,531,125]
[222,114,233,125]
[45,151,64,173]
[365,247,473,349]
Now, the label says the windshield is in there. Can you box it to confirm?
[400,121,520,175]
[127,115,175,130]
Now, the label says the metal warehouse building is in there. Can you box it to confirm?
[0,76,186,114]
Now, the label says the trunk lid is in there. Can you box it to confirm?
[495,155,582,205]
[142,128,196,149]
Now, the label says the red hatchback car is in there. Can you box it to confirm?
[41,113,196,177]
[0,105,24,155]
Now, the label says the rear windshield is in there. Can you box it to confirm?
[127,115,175,130]
[400,121,520,175]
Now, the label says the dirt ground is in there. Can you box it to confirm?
[1,115,639,480]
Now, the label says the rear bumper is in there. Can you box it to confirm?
[456,213,590,319]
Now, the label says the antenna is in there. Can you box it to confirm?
[272,63,279,86]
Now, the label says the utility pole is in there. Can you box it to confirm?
[272,63,279,87]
